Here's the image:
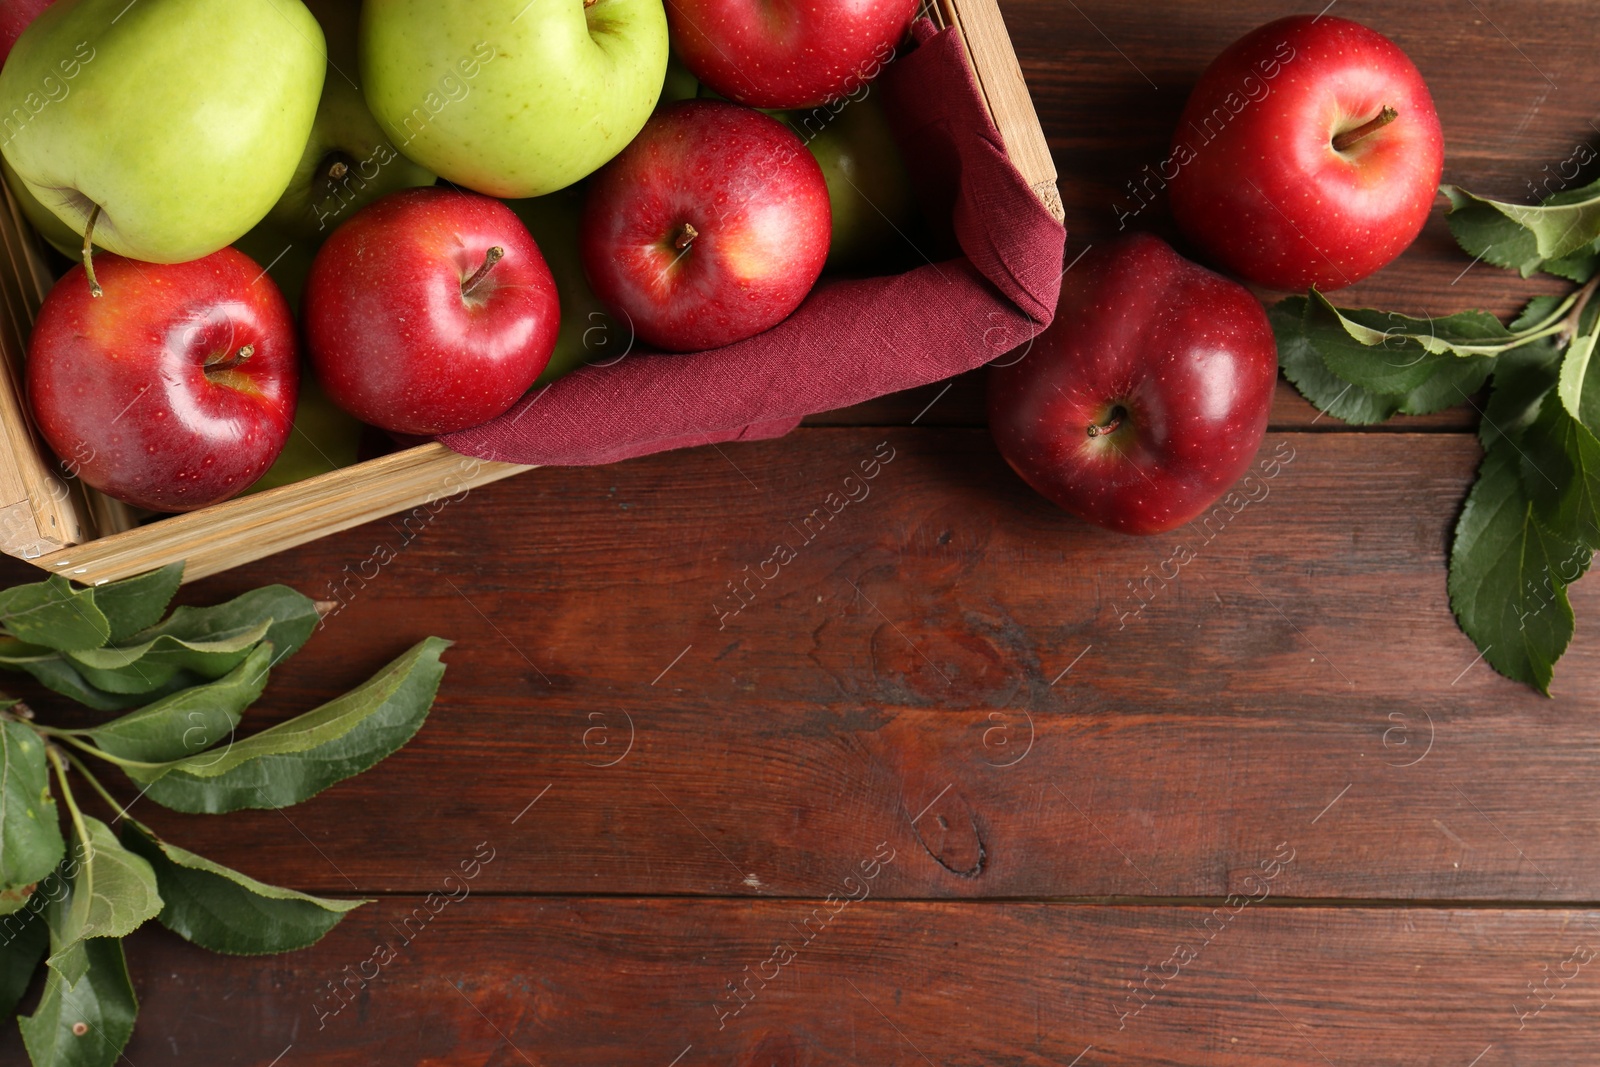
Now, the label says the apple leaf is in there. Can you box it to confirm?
[63,618,270,696]
[0,903,46,1019]
[1522,392,1600,551]
[0,576,110,653]
[1481,338,1562,450]
[84,642,274,764]
[127,637,450,814]
[0,719,65,913]
[121,821,364,955]
[1449,444,1588,695]
[0,639,191,712]
[136,585,321,667]
[45,817,161,986]
[1442,178,1600,266]
[1305,289,1516,368]
[19,935,137,1067]
[1272,298,1404,424]
[90,563,185,645]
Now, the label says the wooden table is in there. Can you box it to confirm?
[6,0,1600,1062]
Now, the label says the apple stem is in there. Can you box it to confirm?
[1087,406,1126,438]
[82,205,102,299]
[673,223,699,253]
[461,246,504,299]
[584,0,598,8]
[1332,106,1398,152]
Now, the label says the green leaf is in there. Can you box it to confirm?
[1482,339,1562,450]
[1443,184,1546,276]
[1395,352,1494,415]
[138,585,321,666]
[83,643,274,764]
[131,637,450,814]
[45,818,161,985]
[1272,298,1403,424]
[1557,301,1600,424]
[1545,242,1600,284]
[0,902,46,1019]
[20,936,137,1067]
[64,618,270,696]
[0,719,65,910]
[121,822,363,955]
[1443,178,1600,265]
[1307,288,1515,366]
[91,563,184,645]
[1522,391,1600,550]
[0,577,109,653]
[1449,445,1588,694]
[0,640,199,712]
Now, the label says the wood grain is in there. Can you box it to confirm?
[1,900,1591,1066]
[12,428,1596,904]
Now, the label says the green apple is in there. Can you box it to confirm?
[244,375,364,494]
[0,0,325,264]
[2,153,78,260]
[787,97,916,271]
[360,0,668,198]
[505,185,626,385]
[264,0,434,242]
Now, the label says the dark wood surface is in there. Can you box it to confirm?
[7,0,1600,1062]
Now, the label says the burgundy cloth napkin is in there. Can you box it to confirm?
[438,18,1066,467]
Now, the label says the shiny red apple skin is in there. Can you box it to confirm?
[303,188,559,435]
[0,0,54,67]
[665,0,915,108]
[580,100,830,353]
[988,234,1277,535]
[1167,15,1444,292]
[27,249,299,513]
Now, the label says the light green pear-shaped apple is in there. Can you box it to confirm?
[0,0,325,264]
[264,0,434,242]
[360,0,668,198]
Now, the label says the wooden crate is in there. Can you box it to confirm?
[0,0,1058,587]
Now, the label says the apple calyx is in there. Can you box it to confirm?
[1331,106,1398,153]
[82,204,103,299]
[1086,405,1126,439]
[672,223,699,254]
[461,246,505,300]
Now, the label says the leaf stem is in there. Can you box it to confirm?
[62,750,136,824]
[46,745,90,851]
[35,727,168,770]
[1556,274,1600,347]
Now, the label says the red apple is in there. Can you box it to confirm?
[580,100,830,352]
[988,234,1277,535]
[1167,15,1444,292]
[303,188,559,435]
[27,248,299,513]
[0,0,54,68]
[665,0,915,108]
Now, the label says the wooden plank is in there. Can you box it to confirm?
[4,900,1590,1065]
[24,443,530,585]
[20,428,1599,901]
[806,372,1482,429]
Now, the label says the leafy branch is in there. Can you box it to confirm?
[0,563,450,1065]
[1275,171,1600,693]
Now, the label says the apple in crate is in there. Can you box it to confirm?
[667,0,917,108]
[1167,15,1444,291]
[360,0,667,198]
[304,188,559,435]
[27,249,300,513]
[988,235,1277,535]
[580,100,830,352]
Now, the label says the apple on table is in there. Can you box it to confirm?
[988,234,1278,535]
[1167,14,1444,291]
